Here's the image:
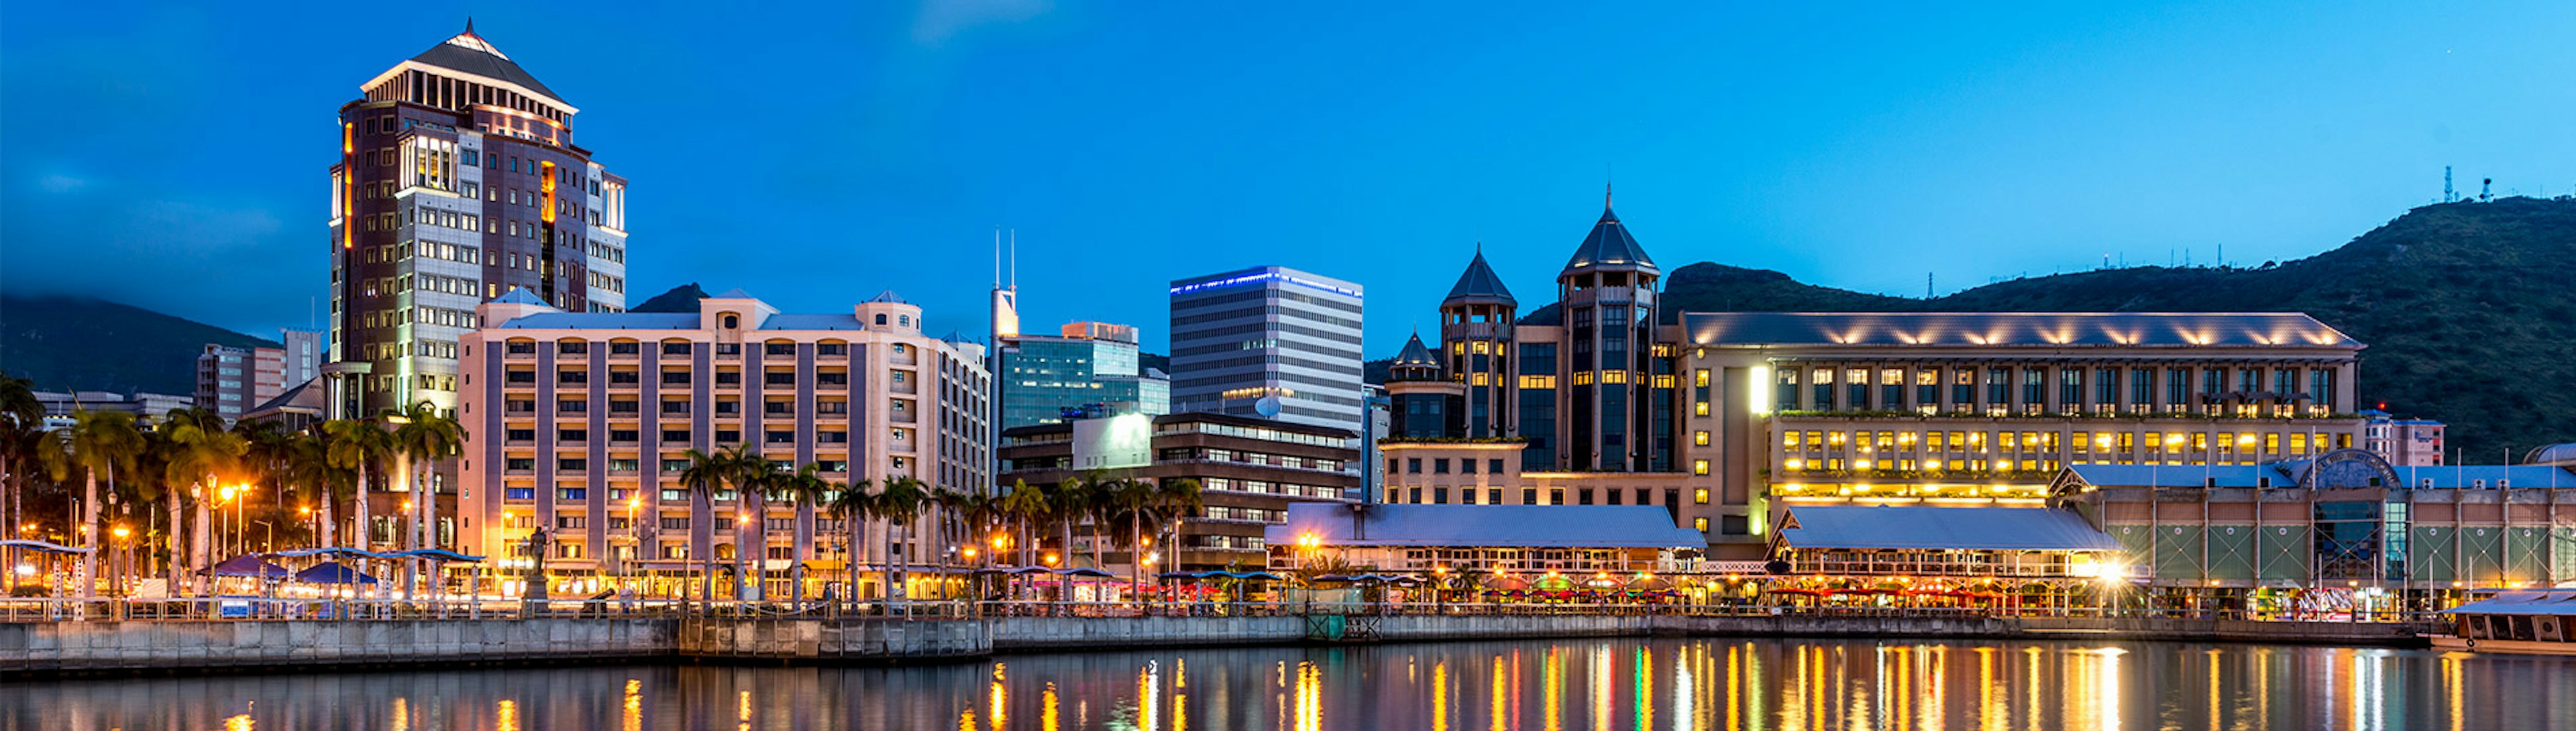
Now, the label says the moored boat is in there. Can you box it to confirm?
[2430,589,2576,656]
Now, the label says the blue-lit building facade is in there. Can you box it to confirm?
[1167,266,1366,435]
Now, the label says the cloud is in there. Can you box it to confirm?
[37,174,94,193]
[912,0,1051,45]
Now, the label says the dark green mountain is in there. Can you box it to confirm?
[630,283,709,313]
[1375,198,2573,461]
[0,294,277,396]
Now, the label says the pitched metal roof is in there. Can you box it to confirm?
[498,313,698,330]
[1562,201,1658,274]
[1774,505,2121,551]
[408,23,568,106]
[1391,333,1440,368]
[1265,503,1707,549]
[2444,591,2576,616]
[486,287,549,305]
[1684,312,2361,349]
[2063,461,2576,490]
[1444,249,1517,306]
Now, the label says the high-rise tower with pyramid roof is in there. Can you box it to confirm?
[1554,186,1665,471]
[1439,247,1517,438]
[327,20,632,419]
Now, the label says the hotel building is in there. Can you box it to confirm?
[457,289,990,598]
[1378,191,2367,559]
[331,21,631,420]
[1169,266,1366,434]
[195,345,284,421]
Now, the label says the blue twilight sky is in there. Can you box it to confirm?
[3,1,2571,358]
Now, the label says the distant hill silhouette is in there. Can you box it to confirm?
[631,283,709,313]
[1372,198,2575,460]
[0,294,277,396]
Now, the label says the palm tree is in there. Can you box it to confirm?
[282,431,347,549]
[1000,480,1046,567]
[160,408,246,594]
[322,418,394,553]
[824,477,879,603]
[873,476,928,605]
[0,375,43,549]
[676,447,739,603]
[1154,477,1205,575]
[41,410,146,598]
[390,402,466,553]
[727,446,779,600]
[774,463,835,604]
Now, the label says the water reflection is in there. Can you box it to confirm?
[6,638,2571,730]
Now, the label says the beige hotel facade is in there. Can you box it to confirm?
[457,288,991,598]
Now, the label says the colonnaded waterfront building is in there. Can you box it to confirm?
[457,290,990,599]
[331,21,633,420]
[1382,190,2365,559]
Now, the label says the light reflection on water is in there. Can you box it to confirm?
[5,638,2572,730]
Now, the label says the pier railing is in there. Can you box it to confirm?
[0,596,2452,627]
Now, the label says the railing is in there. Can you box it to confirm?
[0,597,2447,626]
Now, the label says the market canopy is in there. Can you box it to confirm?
[292,562,380,585]
[2444,590,2576,616]
[270,547,392,559]
[203,554,291,578]
[380,549,486,562]
[1773,505,2123,552]
[0,539,94,555]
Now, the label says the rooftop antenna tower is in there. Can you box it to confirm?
[2481,178,2493,203]
[1925,272,1934,300]
[2444,166,2455,203]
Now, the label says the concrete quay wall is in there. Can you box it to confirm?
[0,618,673,674]
[2,613,2430,675]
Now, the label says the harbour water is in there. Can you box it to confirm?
[7,637,2571,730]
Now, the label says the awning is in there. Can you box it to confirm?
[2443,590,2576,616]
[380,549,486,563]
[270,547,393,560]
[1774,505,2122,552]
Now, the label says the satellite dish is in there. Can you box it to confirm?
[1254,396,1283,418]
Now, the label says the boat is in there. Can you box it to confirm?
[2428,589,2576,655]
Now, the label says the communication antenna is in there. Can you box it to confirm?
[2481,178,2492,203]
[1925,272,1934,300]
[2444,166,2455,203]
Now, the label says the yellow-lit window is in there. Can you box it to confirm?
[1652,374,1675,388]
[1694,370,1711,387]
[2118,433,2134,451]
[2192,433,2209,451]
[1693,459,1709,475]
[1693,488,1709,504]
[1601,370,1628,384]
[1470,372,1489,386]
[1573,371,1595,386]
[2264,433,2280,453]
[2144,433,2163,449]
[1699,431,1713,447]
[2290,433,2308,454]
[1470,340,1489,355]
[1517,375,1557,389]
[1693,401,1710,416]
[1693,517,1709,531]
[1452,342,1465,354]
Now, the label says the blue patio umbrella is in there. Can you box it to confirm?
[203,554,290,578]
[293,561,380,585]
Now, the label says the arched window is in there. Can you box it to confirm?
[875,314,888,325]
[722,313,739,329]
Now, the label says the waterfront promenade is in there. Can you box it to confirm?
[0,599,2435,676]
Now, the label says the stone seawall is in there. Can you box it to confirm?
[0,618,674,674]
[1,614,2429,675]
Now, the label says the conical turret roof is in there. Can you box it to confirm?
[1392,333,1441,368]
[1444,247,1517,306]
[1562,186,1658,276]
